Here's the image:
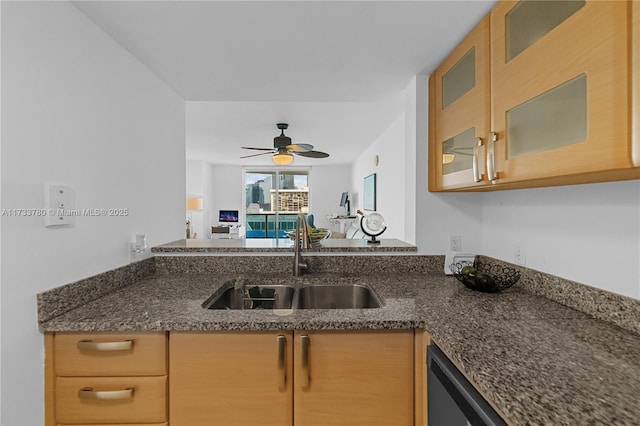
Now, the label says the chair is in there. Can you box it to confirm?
[306,214,315,228]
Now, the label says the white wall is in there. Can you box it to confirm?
[186,160,208,238]
[351,114,407,240]
[405,74,640,299]
[1,3,185,425]
[403,79,418,245]
[481,181,640,299]
[309,165,351,230]
[410,76,484,255]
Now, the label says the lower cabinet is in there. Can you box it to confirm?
[170,330,415,426]
[45,332,168,426]
[46,329,420,426]
[169,331,294,426]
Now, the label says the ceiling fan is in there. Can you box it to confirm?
[240,123,330,165]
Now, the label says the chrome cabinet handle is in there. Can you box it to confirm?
[300,335,310,390]
[472,137,484,183]
[77,340,134,352]
[78,387,134,400]
[277,335,286,391]
[487,132,498,183]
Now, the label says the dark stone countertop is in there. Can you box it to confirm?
[38,271,640,426]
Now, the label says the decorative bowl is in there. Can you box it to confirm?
[449,261,521,293]
[286,228,331,244]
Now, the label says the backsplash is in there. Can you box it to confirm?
[153,254,444,275]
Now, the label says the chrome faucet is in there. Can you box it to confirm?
[293,213,310,276]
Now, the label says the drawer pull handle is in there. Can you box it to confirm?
[300,335,310,390]
[77,340,133,352]
[78,387,134,400]
[277,335,286,391]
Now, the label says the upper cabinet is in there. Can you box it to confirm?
[429,15,490,191]
[429,0,640,191]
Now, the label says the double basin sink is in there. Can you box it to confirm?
[202,278,383,310]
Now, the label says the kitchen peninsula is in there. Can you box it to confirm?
[38,254,640,426]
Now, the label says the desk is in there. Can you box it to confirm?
[326,216,358,233]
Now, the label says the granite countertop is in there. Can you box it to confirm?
[151,238,417,253]
[38,271,640,426]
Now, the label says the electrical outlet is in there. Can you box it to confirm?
[449,235,461,251]
[514,245,526,266]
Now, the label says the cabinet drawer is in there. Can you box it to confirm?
[55,332,167,376]
[55,376,167,424]
[59,423,168,426]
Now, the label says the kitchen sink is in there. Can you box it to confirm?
[203,280,383,310]
[202,282,296,310]
[295,284,382,309]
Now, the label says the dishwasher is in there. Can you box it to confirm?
[428,343,507,426]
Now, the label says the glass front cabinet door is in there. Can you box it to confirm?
[429,0,640,192]
[429,15,490,191]
[489,0,638,186]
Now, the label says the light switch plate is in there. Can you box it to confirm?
[444,250,476,275]
[44,184,75,227]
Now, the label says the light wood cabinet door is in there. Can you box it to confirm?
[430,15,491,191]
[169,331,293,426]
[293,330,414,426]
[489,0,638,186]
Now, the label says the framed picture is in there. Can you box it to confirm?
[363,173,376,211]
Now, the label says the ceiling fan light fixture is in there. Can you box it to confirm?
[273,151,293,165]
[442,153,455,164]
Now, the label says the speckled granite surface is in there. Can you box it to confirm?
[152,238,417,253]
[37,256,640,426]
[154,254,443,275]
[414,276,640,426]
[477,255,640,335]
[37,257,155,323]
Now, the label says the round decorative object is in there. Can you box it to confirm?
[450,261,521,293]
[286,228,331,245]
[360,212,387,244]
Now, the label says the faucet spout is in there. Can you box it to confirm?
[293,213,309,276]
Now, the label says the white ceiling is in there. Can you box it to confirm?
[73,1,496,165]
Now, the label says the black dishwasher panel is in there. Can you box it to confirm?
[428,343,507,426]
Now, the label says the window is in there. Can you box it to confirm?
[244,169,310,238]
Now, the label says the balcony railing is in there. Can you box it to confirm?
[245,213,300,238]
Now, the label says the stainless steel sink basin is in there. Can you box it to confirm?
[202,283,295,310]
[295,284,382,309]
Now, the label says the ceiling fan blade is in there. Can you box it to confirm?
[240,151,275,159]
[295,150,329,158]
[241,147,275,151]
[286,143,313,153]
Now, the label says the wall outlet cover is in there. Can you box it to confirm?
[44,183,75,227]
[444,250,476,275]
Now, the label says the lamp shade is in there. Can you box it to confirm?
[273,152,293,165]
[186,197,204,210]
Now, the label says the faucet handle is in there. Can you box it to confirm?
[234,276,246,291]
